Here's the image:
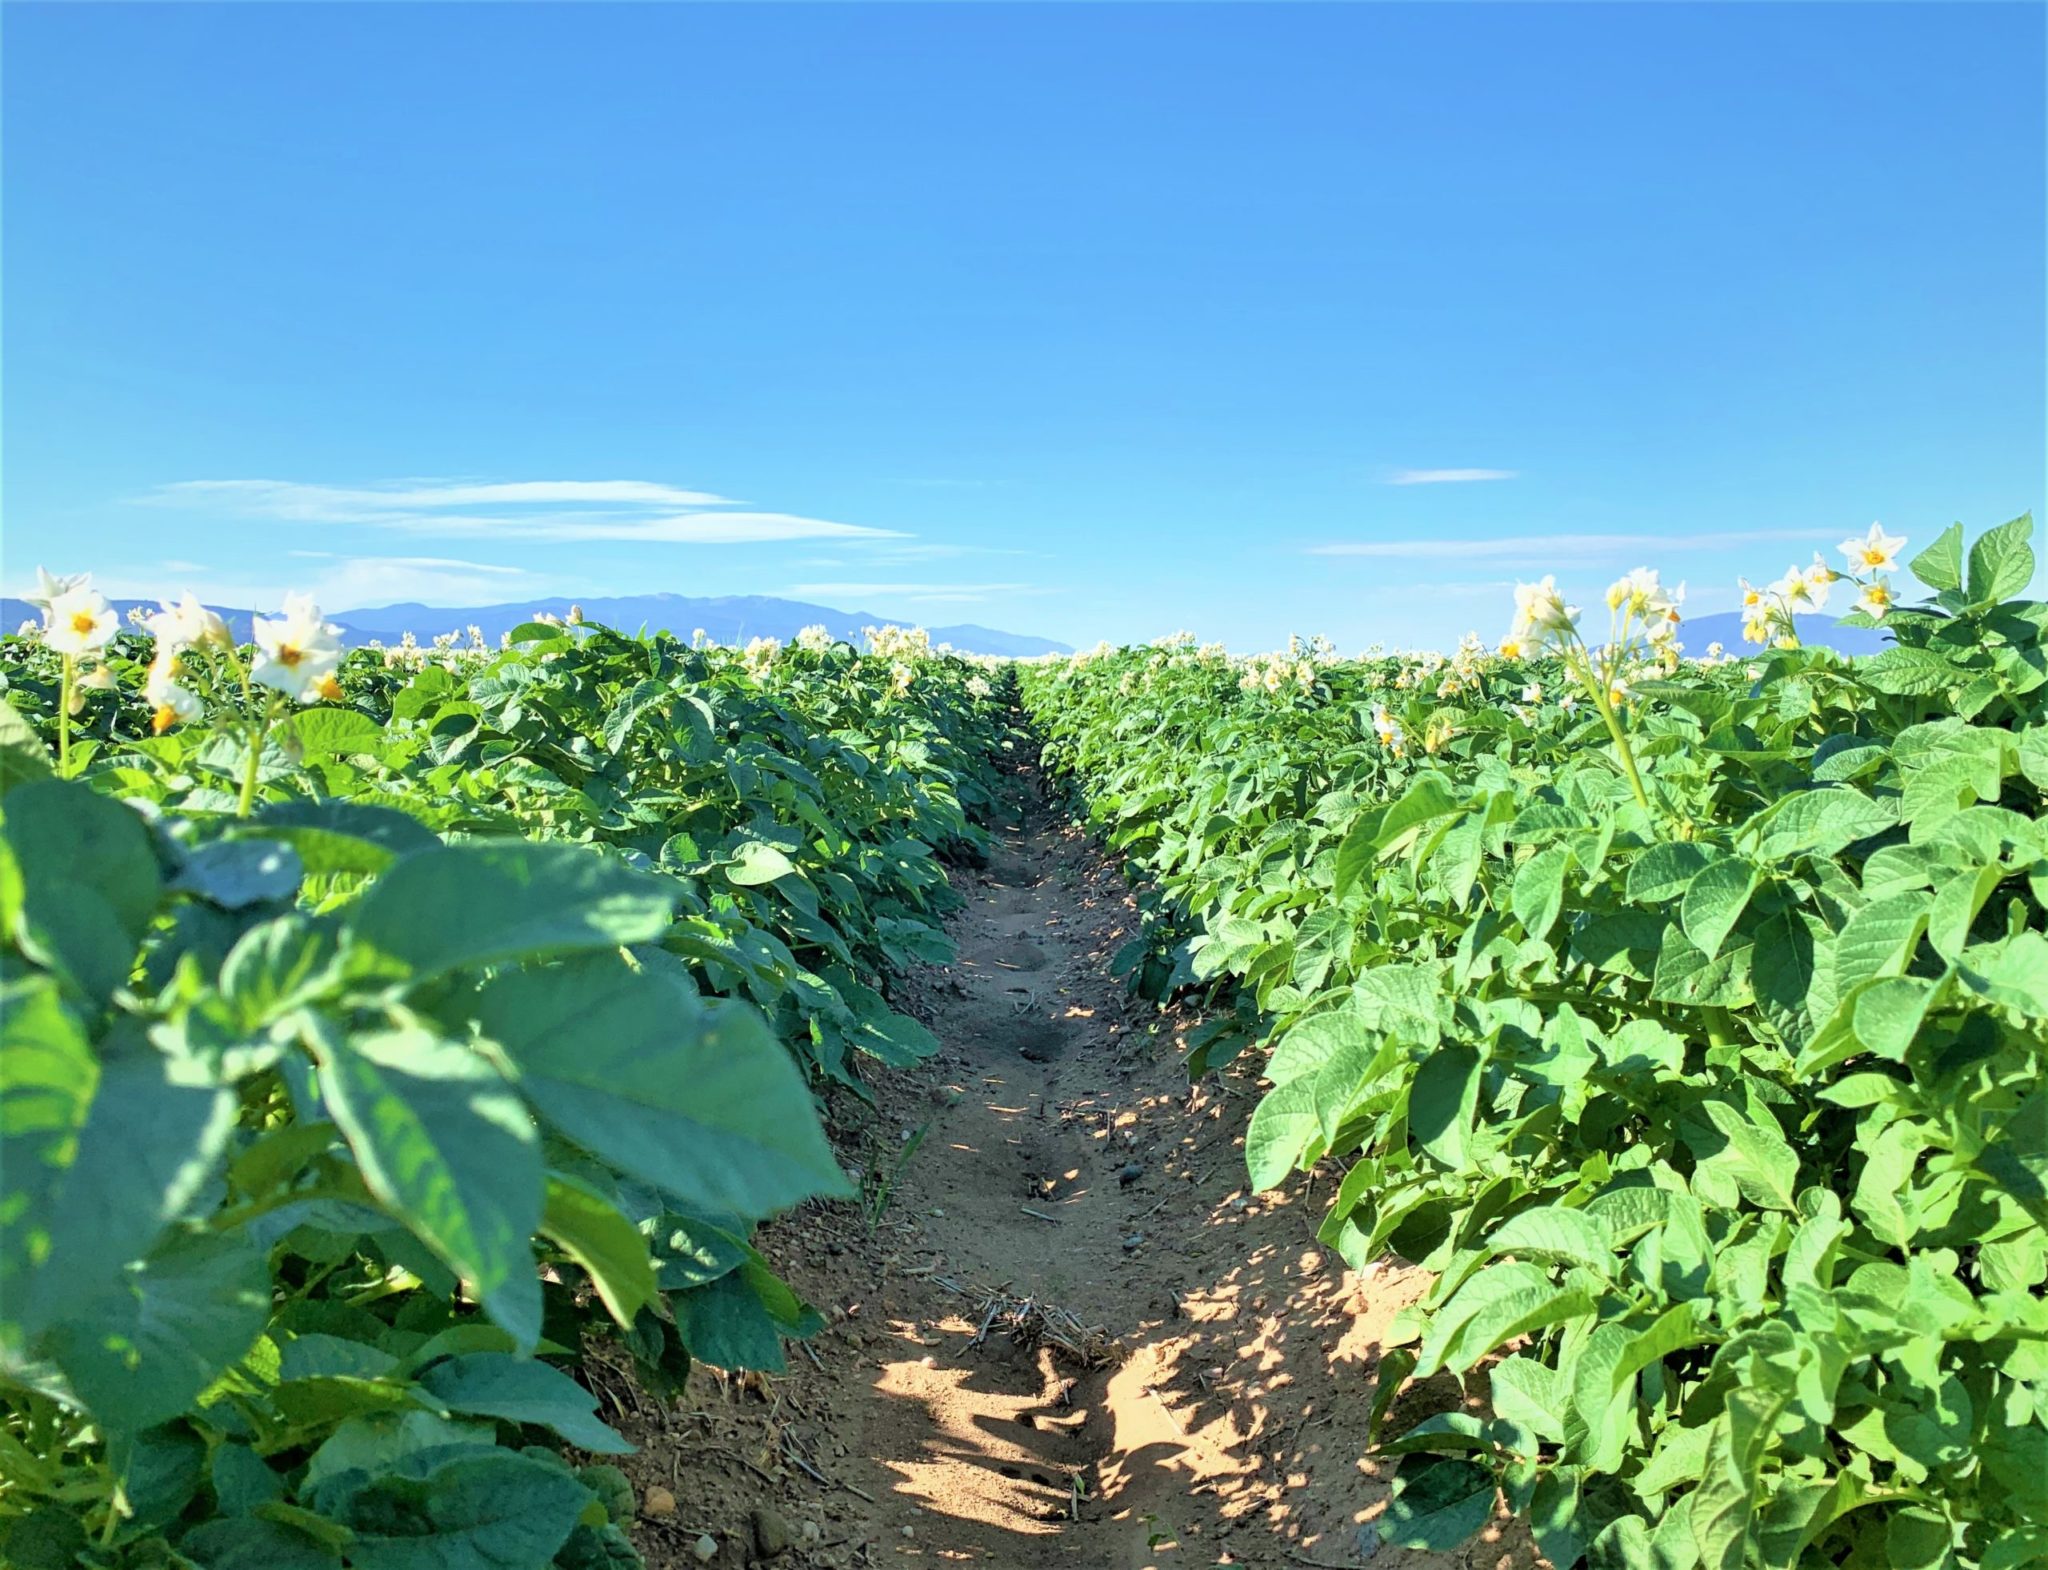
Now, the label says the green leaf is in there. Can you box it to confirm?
[1908,522,1964,592]
[312,1026,543,1348]
[673,1267,795,1372]
[0,978,96,1350]
[539,1174,658,1328]
[1374,775,1466,852]
[344,842,677,984]
[0,779,161,1004]
[1830,890,1930,992]
[181,1516,342,1570]
[1962,930,2048,1019]
[1484,1207,1613,1275]
[303,1410,496,1490]
[1488,1356,1564,1443]
[1849,975,1936,1061]
[415,1352,633,1454]
[0,700,55,794]
[1625,841,1715,904]
[329,1449,591,1570]
[173,838,305,910]
[475,954,850,1224]
[1420,1262,1596,1376]
[1408,1043,1482,1170]
[1966,512,2036,604]
[1680,857,1759,960]
[1382,1457,1496,1551]
[250,800,439,876]
[1859,647,1962,697]
[1511,844,1571,943]
[20,1046,237,1338]
[42,1230,270,1434]
[1683,1100,1800,1212]
[1747,788,1895,862]
[1331,805,1389,896]
[1690,1388,1783,1570]
[281,708,387,756]
[727,840,798,886]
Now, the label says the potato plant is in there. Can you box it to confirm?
[0,609,1004,1568]
[1023,517,2047,1569]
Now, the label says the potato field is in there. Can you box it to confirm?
[2,515,2043,1570]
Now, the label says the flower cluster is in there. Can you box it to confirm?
[1370,703,1405,757]
[864,624,934,661]
[1236,651,1317,695]
[369,625,497,672]
[1739,524,1904,646]
[965,674,993,700]
[795,623,835,652]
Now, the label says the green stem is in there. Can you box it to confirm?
[238,698,278,818]
[1572,643,1651,814]
[58,654,75,776]
[98,1473,126,1548]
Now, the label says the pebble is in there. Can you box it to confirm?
[1118,1161,1143,1186]
[642,1486,677,1518]
[901,1525,917,1540]
[691,1534,717,1564]
[1122,1232,1146,1252]
[802,1521,823,1544]
[751,1506,793,1559]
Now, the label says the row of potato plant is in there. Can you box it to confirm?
[1020,517,2046,1570]
[0,594,1004,1570]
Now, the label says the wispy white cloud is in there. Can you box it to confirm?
[26,554,548,613]
[1308,529,1823,565]
[1385,468,1519,485]
[289,549,529,575]
[786,581,1041,605]
[142,477,905,545]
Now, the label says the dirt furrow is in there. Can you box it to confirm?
[615,764,1533,1570]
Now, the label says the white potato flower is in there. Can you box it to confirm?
[1840,522,1906,575]
[1507,576,1579,651]
[144,656,203,733]
[1521,682,1542,703]
[146,591,230,651]
[1856,580,1894,620]
[44,585,119,655]
[251,593,345,700]
[24,567,88,611]
[1771,563,1825,613]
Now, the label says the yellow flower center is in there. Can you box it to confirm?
[277,644,305,668]
[152,703,179,734]
[70,612,97,636]
[1862,548,1886,566]
[315,675,343,701]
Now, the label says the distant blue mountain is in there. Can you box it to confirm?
[1683,610,1892,657]
[0,592,1072,659]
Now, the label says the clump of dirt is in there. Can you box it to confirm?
[606,761,1539,1570]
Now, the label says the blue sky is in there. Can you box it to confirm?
[6,2,2043,651]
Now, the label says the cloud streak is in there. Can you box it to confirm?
[1385,468,1519,485]
[143,477,906,545]
[1308,528,1826,565]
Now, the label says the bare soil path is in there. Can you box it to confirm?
[613,762,1535,1570]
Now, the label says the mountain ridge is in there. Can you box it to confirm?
[0,592,1074,658]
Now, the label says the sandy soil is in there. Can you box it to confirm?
[602,760,1539,1570]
